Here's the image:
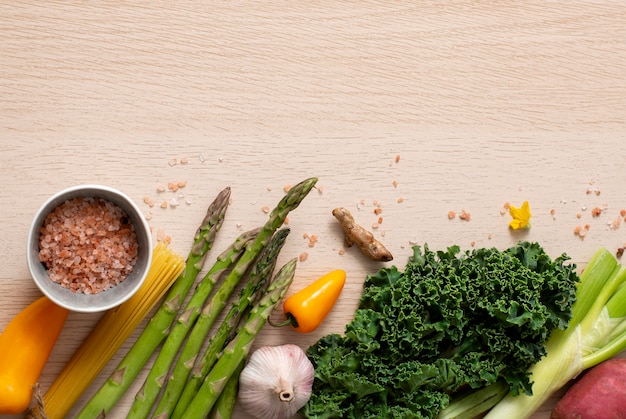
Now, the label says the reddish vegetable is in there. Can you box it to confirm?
[282,269,346,333]
[0,296,68,414]
[551,358,626,419]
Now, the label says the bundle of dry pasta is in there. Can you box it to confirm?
[33,242,185,419]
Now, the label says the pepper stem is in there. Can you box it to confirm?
[268,312,298,329]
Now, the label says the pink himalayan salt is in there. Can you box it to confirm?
[38,197,138,294]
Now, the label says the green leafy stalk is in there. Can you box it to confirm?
[577,266,626,368]
[127,228,259,418]
[605,282,626,319]
[182,258,298,419]
[438,380,509,419]
[600,281,626,345]
[568,247,618,328]
[582,327,626,368]
[486,248,626,419]
[209,360,245,419]
[156,228,290,418]
[76,187,231,419]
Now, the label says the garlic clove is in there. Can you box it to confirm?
[239,344,314,419]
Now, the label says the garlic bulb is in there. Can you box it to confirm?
[238,344,315,419]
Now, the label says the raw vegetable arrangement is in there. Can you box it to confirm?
[303,242,626,419]
[75,177,317,418]
[0,177,319,417]
[1,175,625,419]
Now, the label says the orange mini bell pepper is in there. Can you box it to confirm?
[282,269,346,333]
[0,296,69,414]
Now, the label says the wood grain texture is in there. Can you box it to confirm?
[1,1,625,418]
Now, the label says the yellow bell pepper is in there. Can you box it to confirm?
[0,296,68,414]
[282,269,346,333]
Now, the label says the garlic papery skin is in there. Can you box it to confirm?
[238,344,314,419]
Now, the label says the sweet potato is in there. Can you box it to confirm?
[551,358,626,419]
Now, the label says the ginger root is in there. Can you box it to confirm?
[332,207,393,262]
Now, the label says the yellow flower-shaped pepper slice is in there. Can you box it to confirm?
[509,201,531,230]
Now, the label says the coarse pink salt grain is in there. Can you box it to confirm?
[38,197,139,294]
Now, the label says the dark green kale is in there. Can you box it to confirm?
[303,241,578,419]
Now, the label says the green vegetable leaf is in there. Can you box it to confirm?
[303,241,578,418]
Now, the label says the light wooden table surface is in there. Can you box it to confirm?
[1,2,625,418]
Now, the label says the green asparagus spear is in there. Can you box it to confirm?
[75,187,231,419]
[148,177,315,418]
[183,258,298,419]
[127,228,260,418]
[170,231,281,419]
[171,291,249,418]
[209,360,245,419]
[161,228,290,419]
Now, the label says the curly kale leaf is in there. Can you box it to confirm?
[303,241,578,419]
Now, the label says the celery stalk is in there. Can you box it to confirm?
[438,381,509,419]
[580,265,626,329]
[568,248,617,328]
[580,280,626,367]
[605,281,626,319]
[582,327,626,368]
[575,265,626,349]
